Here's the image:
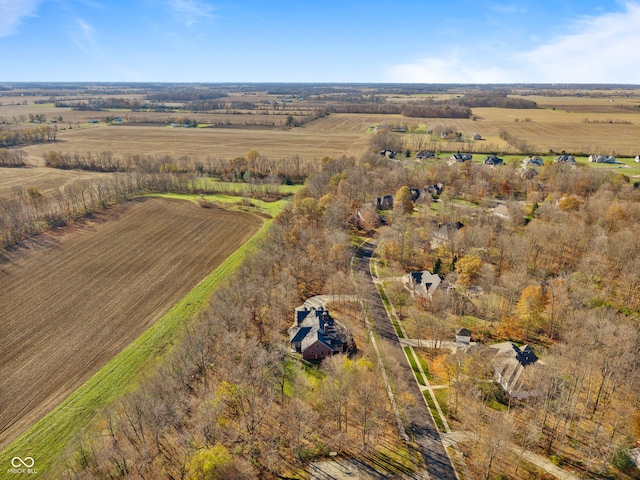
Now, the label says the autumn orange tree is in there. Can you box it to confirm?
[395,185,414,214]
[455,254,483,286]
[513,285,546,342]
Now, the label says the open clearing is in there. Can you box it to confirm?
[0,197,262,450]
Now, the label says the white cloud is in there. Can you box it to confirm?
[387,2,640,83]
[73,18,97,52]
[387,52,519,84]
[0,0,43,37]
[518,1,640,82]
[167,0,215,27]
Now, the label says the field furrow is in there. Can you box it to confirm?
[0,197,261,449]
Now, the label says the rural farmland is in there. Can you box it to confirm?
[0,197,262,450]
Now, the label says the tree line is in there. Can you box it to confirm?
[0,125,57,147]
[43,150,316,184]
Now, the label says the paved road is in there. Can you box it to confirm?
[355,241,458,480]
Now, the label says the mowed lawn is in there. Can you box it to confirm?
[0,197,262,450]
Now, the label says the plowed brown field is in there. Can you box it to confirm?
[0,197,261,449]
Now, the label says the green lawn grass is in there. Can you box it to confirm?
[404,347,426,386]
[422,392,446,432]
[416,354,434,382]
[197,178,303,195]
[0,195,288,477]
[376,284,404,338]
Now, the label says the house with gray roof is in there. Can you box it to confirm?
[588,154,618,164]
[449,153,473,162]
[554,154,576,164]
[490,342,543,399]
[289,306,348,361]
[484,154,504,166]
[522,156,544,167]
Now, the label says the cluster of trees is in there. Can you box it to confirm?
[459,92,538,109]
[43,149,316,185]
[54,97,146,110]
[146,89,227,102]
[44,151,128,172]
[0,174,142,248]
[0,125,57,147]
[328,102,472,118]
[0,149,27,167]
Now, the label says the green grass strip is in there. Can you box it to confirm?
[404,347,425,386]
[423,392,446,432]
[0,197,285,477]
[417,355,435,382]
[375,284,404,339]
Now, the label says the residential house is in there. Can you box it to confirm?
[490,342,543,399]
[522,156,544,167]
[405,270,442,299]
[520,167,539,180]
[449,153,473,162]
[380,149,396,159]
[416,150,435,160]
[289,306,348,361]
[588,154,617,164]
[455,328,471,345]
[410,188,421,202]
[376,195,394,210]
[635,155,640,163]
[484,155,504,166]
[432,221,464,244]
[425,183,445,196]
[554,154,576,164]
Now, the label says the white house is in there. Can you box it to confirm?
[405,270,442,299]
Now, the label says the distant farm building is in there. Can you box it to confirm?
[380,149,396,159]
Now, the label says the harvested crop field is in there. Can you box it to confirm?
[20,124,369,165]
[0,197,262,449]
[0,166,111,200]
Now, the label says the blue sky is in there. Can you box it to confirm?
[1,0,639,83]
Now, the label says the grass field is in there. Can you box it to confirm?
[0,197,263,462]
